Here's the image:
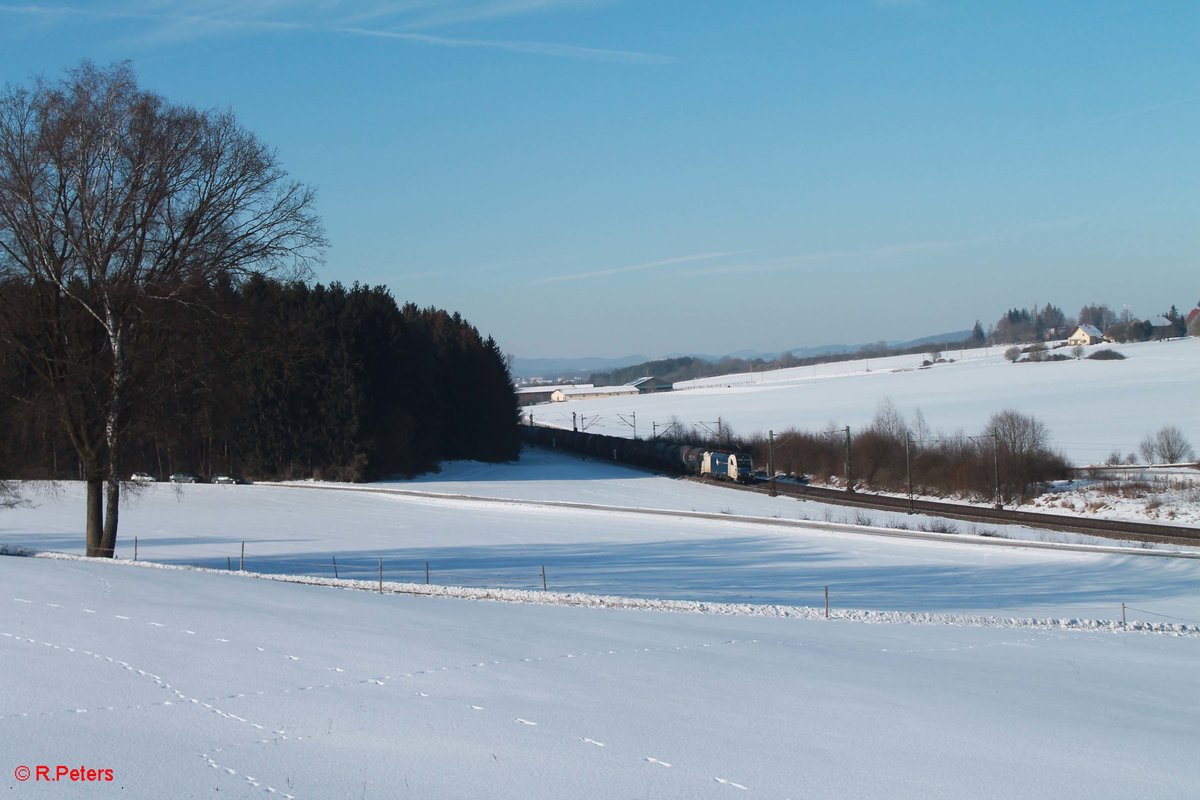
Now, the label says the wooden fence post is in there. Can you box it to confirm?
[134,536,138,561]
[425,561,430,585]
[825,586,829,619]
[240,541,245,572]
[541,564,547,591]
[378,558,383,594]
[333,555,338,580]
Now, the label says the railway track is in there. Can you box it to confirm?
[520,429,1200,548]
[721,478,1200,548]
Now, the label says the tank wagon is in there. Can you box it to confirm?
[521,425,754,483]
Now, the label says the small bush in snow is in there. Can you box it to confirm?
[1086,349,1125,360]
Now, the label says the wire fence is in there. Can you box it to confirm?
[119,537,1200,629]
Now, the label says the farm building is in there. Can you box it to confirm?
[516,386,555,406]
[627,376,673,394]
[1066,324,1105,346]
[551,385,639,402]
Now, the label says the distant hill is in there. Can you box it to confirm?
[581,331,977,386]
[512,354,649,380]
[513,330,975,382]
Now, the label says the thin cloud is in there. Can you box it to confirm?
[1086,95,1200,126]
[379,0,611,31]
[0,1,671,64]
[781,237,993,266]
[667,237,992,278]
[336,27,671,64]
[531,252,741,286]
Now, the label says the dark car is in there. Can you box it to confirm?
[168,472,201,484]
[211,474,244,485]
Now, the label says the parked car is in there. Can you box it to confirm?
[211,474,244,485]
[168,472,201,484]
[129,472,156,483]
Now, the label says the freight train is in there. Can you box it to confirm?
[521,424,755,483]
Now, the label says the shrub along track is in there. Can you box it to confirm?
[724,478,1200,548]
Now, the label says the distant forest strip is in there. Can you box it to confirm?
[589,335,979,386]
[0,276,520,482]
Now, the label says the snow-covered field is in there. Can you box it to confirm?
[3,452,1200,797]
[534,337,1200,467]
[4,450,1199,615]
[5,555,1198,799]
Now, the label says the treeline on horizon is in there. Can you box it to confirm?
[588,296,1198,387]
[0,276,521,482]
[588,335,983,387]
[989,301,1197,344]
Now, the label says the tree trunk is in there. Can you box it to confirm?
[99,316,125,559]
[85,478,104,557]
[100,477,119,558]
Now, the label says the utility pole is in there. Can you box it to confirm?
[843,425,853,493]
[992,430,1002,509]
[905,432,914,514]
[572,411,577,432]
[617,411,637,439]
[768,430,777,497]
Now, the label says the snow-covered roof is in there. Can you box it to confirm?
[1148,316,1172,327]
[556,385,638,398]
[516,384,592,394]
[1073,324,1103,338]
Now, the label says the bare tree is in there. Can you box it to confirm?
[0,61,324,556]
[1142,425,1196,464]
[1138,433,1158,465]
[870,398,907,440]
[1004,346,1021,363]
[984,409,1062,500]
[0,480,24,509]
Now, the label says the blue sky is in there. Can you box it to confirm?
[1,1,1197,359]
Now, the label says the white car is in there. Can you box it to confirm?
[129,472,156,482]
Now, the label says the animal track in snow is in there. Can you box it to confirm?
[201,753,296,799]
[581,738,606,747]
[645,757,671,768]
[715,777,749,790]
[516,718,538,726]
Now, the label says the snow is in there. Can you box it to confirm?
[3,549,1200,798]
[1031,469,1200,526]
[5,451,1200,618]
[533,337,1200,466]
[3,443,1200,796]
